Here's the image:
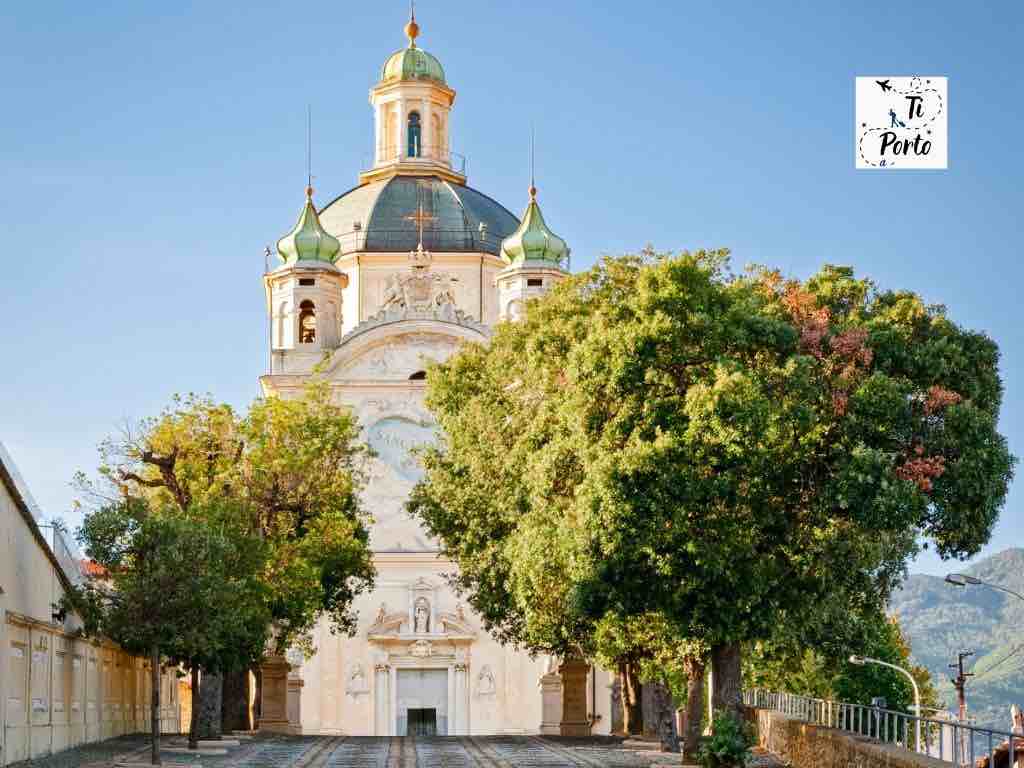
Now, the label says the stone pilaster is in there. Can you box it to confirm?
[454,663,468,735]
[287,674,304,734]
[558,659,592,737]
[539,671,562,735]
[374,662,390,736]
[258,656,291,733]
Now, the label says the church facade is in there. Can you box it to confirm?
[257,13,615,737]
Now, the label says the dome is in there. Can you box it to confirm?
[499,187,569,268]
[381,46,446,85]
[379,9,446,85]
[319,175,519,257]
[276,187,341,266]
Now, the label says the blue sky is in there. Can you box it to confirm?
[1,1,1020,576]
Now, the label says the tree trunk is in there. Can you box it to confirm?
[254,668,262,726]
[649,680,679,753]
[150,646,162,766]
[682,655,706,759]
[188,667,201,749]
[619,661,644,735]
[711,642,744,720]
[196,670,223,740]
[221,667,252,733]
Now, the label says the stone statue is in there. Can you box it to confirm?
[346,662,368,695]
[375,603,387,626]
[413,597,430,634]
[476,665,496,696]
[382,273,405,309]
[455,603,465,622]
[433,273,457,308]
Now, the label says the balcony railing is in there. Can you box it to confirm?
[335,227,502,257]
[367,145,468,176]
[745,688,1022,767]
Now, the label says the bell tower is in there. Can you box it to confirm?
[496,182,570,322]
[361,9,464,186]
[265,186,348,373]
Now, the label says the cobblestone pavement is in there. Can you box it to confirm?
[12,734,787,768]
[14,737,679,768]
[6,735,151,768]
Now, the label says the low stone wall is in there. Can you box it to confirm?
[751,707,951,768]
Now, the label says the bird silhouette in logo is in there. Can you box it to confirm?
[876,79,894,93]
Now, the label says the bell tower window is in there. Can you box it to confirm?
[407,111,422,158]
[298,300,317,343]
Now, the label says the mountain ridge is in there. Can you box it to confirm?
[890,547,1024,731]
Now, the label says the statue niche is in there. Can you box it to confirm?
[346,662,369,697]
[476,665,496,697]
[413,596,430,634]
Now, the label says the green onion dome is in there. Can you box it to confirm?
[499,186,569,268]
[276,187,341,265]
[380,12,446,85]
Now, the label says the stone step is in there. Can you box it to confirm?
[623,738,667,751]
[199,738,241,747]
[163,746,229,755]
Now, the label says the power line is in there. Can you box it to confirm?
[971,643,1024,684]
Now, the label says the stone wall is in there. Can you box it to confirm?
[751,707,951,768]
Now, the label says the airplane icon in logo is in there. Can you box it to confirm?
[876,79,894,93]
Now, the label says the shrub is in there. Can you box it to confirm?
[697,710,754,768]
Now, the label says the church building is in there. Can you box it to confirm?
[257,12,616,737]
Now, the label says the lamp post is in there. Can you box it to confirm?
[849,655,922,750]
[946,572,1024,604]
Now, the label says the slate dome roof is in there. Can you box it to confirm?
[318,176,520,257]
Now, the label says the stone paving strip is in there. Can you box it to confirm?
[324,737,391,768]
[532,736,656,768]
[463,737,515,768]
[413,737,480,768]
[194,734,325,768]
[8,733,790,768]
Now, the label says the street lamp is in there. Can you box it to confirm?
[849,655,922,750]
[946,573,1024,603]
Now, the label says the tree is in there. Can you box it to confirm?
[63,498,269,764]
[747,609,940,714]
[88,381,375,733]
[409,251,1012,726]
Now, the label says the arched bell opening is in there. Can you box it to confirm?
[407,111,422,158]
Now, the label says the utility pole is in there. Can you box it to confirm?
[950,650,974,765]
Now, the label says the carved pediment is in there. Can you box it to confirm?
[437,611,475,637]
[368,611,408,636]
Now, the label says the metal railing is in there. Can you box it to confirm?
[333,227,502,257]
[367,146,468,175]
[745,689,1023,767]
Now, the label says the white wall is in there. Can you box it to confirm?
[0,448,180,765]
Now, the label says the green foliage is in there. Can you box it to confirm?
[591,612,705,703]
[408,250,1013,675]
[698,711,754,768]
[64,498,271,673]
[84,380,375,655]
[746,610,939,714]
